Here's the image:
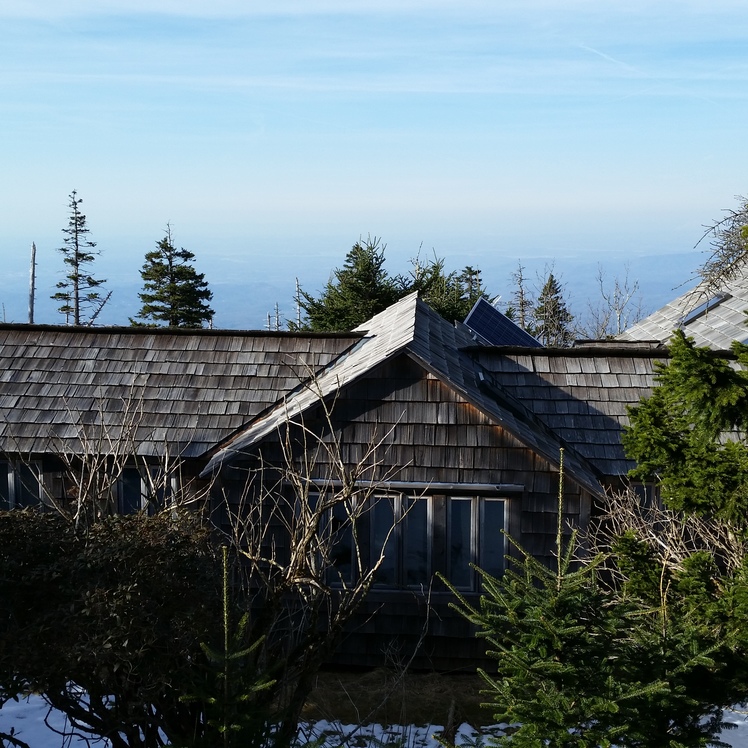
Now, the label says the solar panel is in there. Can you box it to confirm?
[464,297,542,347]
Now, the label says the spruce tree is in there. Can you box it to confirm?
[293,237,401,331]
[52,190,109,326]
[132,227,214,328]
[409,257,487,322]
[533,272,574,346]
[625,329,748,529]
[294,239,491,331]
[446,451,731,748]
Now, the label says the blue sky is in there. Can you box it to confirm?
[2,1,748,328]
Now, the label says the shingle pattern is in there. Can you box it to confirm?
[403,303,604,496]
[203,293,420,472]
[619,272,748,349]
[0,325,358,457]
[204,294,605,497]
[470,346,668,476]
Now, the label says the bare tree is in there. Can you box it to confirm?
[214,392,412,747]
[582,264,645,339]
[696,195,748,293]
[587,486,748,580]
[510,261,534,331]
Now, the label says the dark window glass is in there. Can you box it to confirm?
[119,467,143,514]
[372,498,397,586]
[449,498,473,589]
[404,499,429,587]
[0,463,9,510]
[15,464,40,508]
[328,500,353,583]
[480,499,505,580]
[681,294,728,326]
[146,469,172,514]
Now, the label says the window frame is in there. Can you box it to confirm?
[0,460,43,510]
[447,495,506,592]
[369,493,432,590]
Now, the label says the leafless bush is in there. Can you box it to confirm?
[588,485,748,583]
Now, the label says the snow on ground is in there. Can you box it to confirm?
[3,695,748,747]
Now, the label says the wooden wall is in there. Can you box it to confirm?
[218,353,592,670]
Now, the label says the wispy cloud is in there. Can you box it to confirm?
[577,44,642,75]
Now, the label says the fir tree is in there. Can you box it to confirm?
[624,329,748,529]
[409,257,486,322]
[52,190,109,326]
[294,239,491,331]
[132,226,214,328]
[445,451,730,748]
[534,272,574,346]
[184,547,276,748]
[293,237,401,331]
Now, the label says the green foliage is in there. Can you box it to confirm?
[446,451,732,747]
[294,237,401,331]
[0,509,222,748]
[409,257,486,323]
[293,237,489,331]
[51,190,109,326]
[533,272,574,346]
[132,226,214,328]
[450,536,733,747]
[182,546,277,748]
[624,329,748,529]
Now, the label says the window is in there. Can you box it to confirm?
[632,482,660,509]
[119,466,146,514]
[326,499,354,584]
[324,490,507,592]
[0,462,9,510]
[681,293,729,326]
[0,461,42,509]
[448,496,505,591]
[118,466,170,514]
[371,495,430,589]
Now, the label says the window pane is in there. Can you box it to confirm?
[449,498,472,589]
[16,464,40,508]
[404,499,429,587]
[481,499,505,579]
[328,500,353,583]
[372,498,397,586]
[0,463,8,510]
[119,467,143,514]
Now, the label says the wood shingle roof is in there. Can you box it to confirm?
[619,272,748,349]
[0,325,359,457]
[0,297,702,494]
[469,345,669,476]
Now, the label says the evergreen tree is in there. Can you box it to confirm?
[294,238,490,331]
[615,328,748,737]
[446,453,730,748]
[624,329,748,529]
[534,272,574,346]
[293,237,401,331]
[52,190,109,326]
[409,257,486,322]
[132,226,214,328]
